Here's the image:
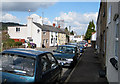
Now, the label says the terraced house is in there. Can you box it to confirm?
[8,16,67,48]
[96,1,120,83]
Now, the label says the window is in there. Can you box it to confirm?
[41,55,51,72]
[1,54,35,76]
[115,19,119,57]
[43,39,45,45]
[103,32,106,52]
[108,5,112,24]
[47,53,57,68]
[55,32,57,36]
[51,34,53,44]
[37,29,40,33]
[16,28,20,32]
[56,36,57,43]
[46,39,48,44]
[43,31,46,35]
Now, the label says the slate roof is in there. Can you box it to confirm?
[33,22,65,34]
[2,48,50,58]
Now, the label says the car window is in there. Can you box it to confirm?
[1,54,35,77]
[41,55,51,72]
[47,53,57,68]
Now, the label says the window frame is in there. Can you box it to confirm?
[40,54,51,73]
[115,19,119,58]
[43,31,46,35]
[16,27,20,32]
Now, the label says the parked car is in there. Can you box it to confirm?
[68,43,80,55]
[30,43,36,48]
[78,45,84,53]
[79,41,88,48]
[53,45,79,68]
[0,48,62,83]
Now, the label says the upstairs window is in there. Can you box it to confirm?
[115,19,119,57]
[43,31,46,35]
[56,36,57,43]
[108,5,112,24]
[16,28,20,32]
[37,29,40,33]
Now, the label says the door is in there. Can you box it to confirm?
[46,53,60,81]
[40,54,52,83]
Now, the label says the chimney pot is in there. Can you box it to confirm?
[53,23,55,27]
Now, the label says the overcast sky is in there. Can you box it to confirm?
[1,1,100,35]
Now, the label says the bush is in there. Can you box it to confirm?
[14,41,22,46]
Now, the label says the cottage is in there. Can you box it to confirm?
[8,16,67,48]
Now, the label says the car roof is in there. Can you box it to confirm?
[2,48,50,58]
[58,45,77,48]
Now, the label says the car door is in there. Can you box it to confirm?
[46,53,61,81]
[40,54,53,83]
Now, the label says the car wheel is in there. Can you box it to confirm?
[56,73,62,84]
[69,62,75,69]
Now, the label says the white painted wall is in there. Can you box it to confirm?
[91,33,96,41]
[106,2,118,82]
[49,32,58,46]
[27,17,33,37]
[69,35,83,42]
[31,23,42,47]
[69,35,74,41]
[8,26,27,40]
[8,17,42,48]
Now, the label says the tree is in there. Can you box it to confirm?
[70,30,74,35]
[85,20,96,40]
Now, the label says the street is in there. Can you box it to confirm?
[36,46,108,83]
[36,47,73,82]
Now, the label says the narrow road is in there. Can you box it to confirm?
[66,47,108,83]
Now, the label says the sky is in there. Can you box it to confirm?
[1,1,100,35]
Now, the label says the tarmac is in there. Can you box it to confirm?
[66,47,108,84]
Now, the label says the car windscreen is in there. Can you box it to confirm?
[57,46,76,54]
[0,53,35,77]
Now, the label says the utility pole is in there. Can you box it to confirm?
[42,12,44,25]
[69,26,71,35]
[28,9,31,17]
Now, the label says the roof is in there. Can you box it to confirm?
[2,48,50,58]
[58,45,77,48]
[33,22,65,34]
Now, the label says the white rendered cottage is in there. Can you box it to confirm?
[8,17,42,47]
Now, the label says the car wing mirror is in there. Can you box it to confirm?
[53,50,56,52]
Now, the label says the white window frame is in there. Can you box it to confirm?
[46,39,48,44]
[108,5,112,24]
[16,27,20,32]
[115,19,119,58]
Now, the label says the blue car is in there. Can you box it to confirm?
[53,45,79,68]
[0,48,62,83]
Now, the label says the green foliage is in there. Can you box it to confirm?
[3,39,15,48]
[14,41,22,46]
[85,20,96,40]
[70,30,74,35]
[65,27,68,31]
[27,42,31,48]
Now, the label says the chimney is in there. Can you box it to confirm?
[53,23,55,27]
[27,16,33,37]
[58,24,60,28]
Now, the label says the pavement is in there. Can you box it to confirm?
[66,47,108,83]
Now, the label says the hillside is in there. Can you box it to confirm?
[0,22,26,30]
